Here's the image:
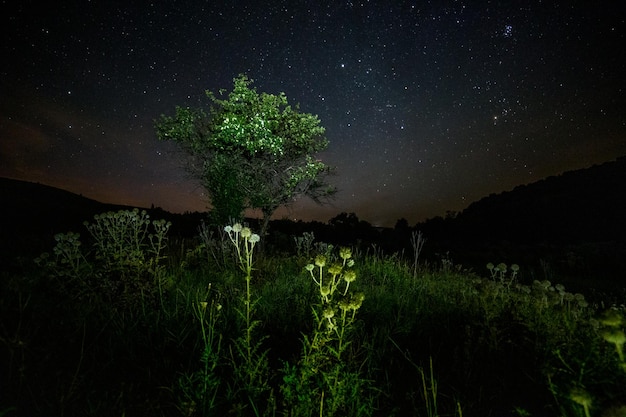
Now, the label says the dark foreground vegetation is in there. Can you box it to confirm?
[2,157,626,416]
[1,206,626,417]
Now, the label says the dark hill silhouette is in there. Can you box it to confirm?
[417,156,626,245]
[1,177,142,236]
[0,178,203,267]
[411,156,626,292]
[3,156,626,277]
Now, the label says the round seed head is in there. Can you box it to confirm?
[320,286,331,297]
[350,292,365,310]
[569,387,592,407]
[339,247,352,260]
[328,263,342,276]
[599,309,624,328]
[602,329,626,346]
[343,270,357,283]
[315,255,326,267]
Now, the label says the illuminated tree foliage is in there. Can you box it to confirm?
[155,75,335,233]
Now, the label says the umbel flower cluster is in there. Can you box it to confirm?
[224,223,260,275]
[305,247,364,334]
[282,246,369,417]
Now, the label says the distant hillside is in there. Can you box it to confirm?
[1,178,132,232]
[418,156,626,245]
[0,178,203,265]
[3,154,626,267]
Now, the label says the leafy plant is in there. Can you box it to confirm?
[35,208,171,308]
[176,284,223,416]
[223,223,273,416]
[281,246,374,417]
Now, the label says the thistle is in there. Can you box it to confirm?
[223,223,270,415]
[569,387,592,417]
[602,329,626,363]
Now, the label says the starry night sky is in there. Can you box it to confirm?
[2,1,625,227]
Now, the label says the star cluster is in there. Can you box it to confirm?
[2,1,625,226]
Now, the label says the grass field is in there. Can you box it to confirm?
[1,210,625,417]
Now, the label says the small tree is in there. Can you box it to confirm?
[155,75,335,234]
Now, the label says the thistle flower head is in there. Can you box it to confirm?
[602,329,626,347]
[339,247,352,260]
[599,309,624,328]
[569,387,592,408]
[315,255,326,268]
[241,227,252,239]
[328,263,342,276]
[320,286,331,297]
[349,292,365,310]
[338,298,352,312]
[343,270,357,283]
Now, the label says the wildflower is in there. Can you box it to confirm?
[249,233,260,243]
[328,263,342,276]
[224,225,233,233]
[569,387,592,417]
[241,227,252,239]
[599,309,624,328]
[343,270,357,283]
[199,301,208,310]
[323,307,335,320]
[349,292,365,310]
[339,247,352,260]
[314,255,326,268]
[601,329,626,362]
[338,298,352,312]
[305,264,315,272]
[232,223,243,233]
[320,286,331,302]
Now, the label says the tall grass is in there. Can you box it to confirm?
[1,211,625,416]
